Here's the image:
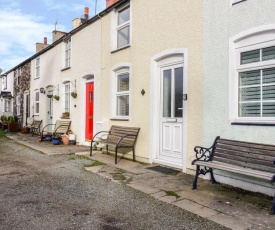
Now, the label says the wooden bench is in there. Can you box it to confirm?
[41,120,71,141]
[29,120,42,136]
[90,125,140,164]
[192,136,275,215]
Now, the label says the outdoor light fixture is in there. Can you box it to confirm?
[40,87,45,94]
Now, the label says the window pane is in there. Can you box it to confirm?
[239,102,260,117]
[239,70,260,86]
[118,7,130,25]
[263,85,275,100]
[263,68,275,84]
[35,92,39,101]
[163,70,171,117]
[174,67,183,118]
[239,86,261,101]
[262,46,275,61]
[117,26,130,48]
[263,102,275,117]
[35,103,39,113]
[117,73,129,92]
[117,95,129,116]
[240,49,260,64]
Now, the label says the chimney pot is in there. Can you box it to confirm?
[84,7,89,20]
[44,37,47,45]
[106,0,118,8]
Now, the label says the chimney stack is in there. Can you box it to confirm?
[106,0,119,8]
[36,37,49,53]
[52,30,66,42]
[72,7,89,29]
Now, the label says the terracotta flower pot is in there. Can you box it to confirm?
[61,135,69,145]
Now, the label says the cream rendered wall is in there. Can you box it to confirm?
[100,0,203,170]
[203,0,275,195]
[30,21,101,144]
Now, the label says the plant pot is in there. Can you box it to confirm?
[69,140,76,145]
[68,134,76,140]
[62,113,70,118]
[8,123,18,132]
[52,137,61,145]
[61,135,69,145]
[45,135,52,141]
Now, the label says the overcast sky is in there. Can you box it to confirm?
[0,0,105,73]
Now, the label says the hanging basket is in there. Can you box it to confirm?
[71,92,77,98]
[53,95,60,101]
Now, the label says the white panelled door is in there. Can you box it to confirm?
[158,63,184,166]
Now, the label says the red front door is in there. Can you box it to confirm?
[85,82,94,140]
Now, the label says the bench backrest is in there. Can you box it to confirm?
[108,125,140,146]
[32,120,42,128]
[54,120,71,134]
[213,137,275,173]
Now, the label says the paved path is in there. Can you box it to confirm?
[0,135,227,230]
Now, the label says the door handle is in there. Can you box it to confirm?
[178,108,183,110]
[89,116,93,119]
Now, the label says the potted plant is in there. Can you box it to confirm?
[71,91,77,98]
[1,115,8,131]
[61,134,70,145]
[8,116,18,132]
[62,112,70,118]
[53,95,60,101]
[52,133,61,145]
[66,129,76,145]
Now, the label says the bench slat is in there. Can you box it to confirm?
[217,138,275,152]
[193,161,274,180]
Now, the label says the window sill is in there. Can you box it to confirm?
[60,117,70,119]
[231,122,275,126]
[110,117,129,121]
[34,77,40,80]
[61,67,71,72]
[232,0,246,5]
[111,45,130,54]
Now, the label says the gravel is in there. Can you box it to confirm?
[0,135,228,230]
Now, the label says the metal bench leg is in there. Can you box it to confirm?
[106,145,109,155]
[210,168,218,184]
[132,146,135,162]
[192,165,200,189]
[115,146,118,164]
[270,194,275,215]
[90,142,93,156]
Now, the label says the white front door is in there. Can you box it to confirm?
[158,63,184,167]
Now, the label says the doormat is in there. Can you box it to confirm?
[146,166,180,175]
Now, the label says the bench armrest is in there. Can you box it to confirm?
[192,136,220,164]
[91,131,110,142]
[116,134,137,147]
[41,124,55,133]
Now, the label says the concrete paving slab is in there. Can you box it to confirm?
[208,213,253,230]
[127,182,161,194]
[158,195,179,203]
[173,199,218,218]
[85,165,104,173]
[150,191,166,199]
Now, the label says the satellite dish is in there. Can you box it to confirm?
[0,68,3,75]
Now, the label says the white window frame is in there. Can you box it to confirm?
[34,90,40,115]
[229,25,275,124]
[2,75,7,90]
[17,68,21,85]
[4,98,11,112]
[64,39,71,68]
[35,58,40,78]
[63,82,70,113]
[111,4,131,51]
[110,63,131,120]
[16,95,21,115]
